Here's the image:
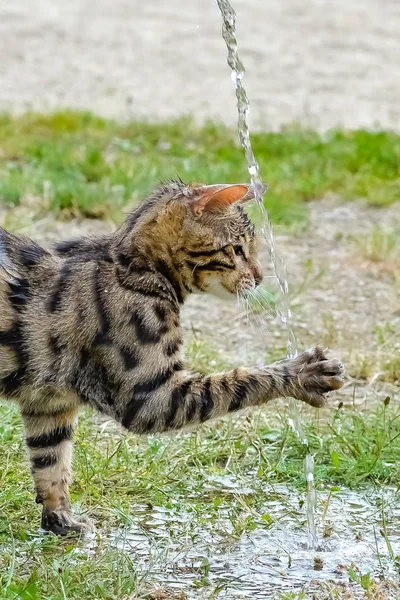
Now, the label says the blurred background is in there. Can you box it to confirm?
[0,2,399,599]
[1,0,400,131]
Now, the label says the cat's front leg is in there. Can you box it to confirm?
[118,347,344,434]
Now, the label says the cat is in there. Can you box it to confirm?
[0,179,344,534]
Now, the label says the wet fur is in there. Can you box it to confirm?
[0,180,344,534]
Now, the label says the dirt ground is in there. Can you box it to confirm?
[1,0,400,131]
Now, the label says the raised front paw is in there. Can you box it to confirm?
[41,509,95,536]
[279,346,345,407]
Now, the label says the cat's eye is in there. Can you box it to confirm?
[233,245,246,259]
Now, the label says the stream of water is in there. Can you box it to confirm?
[215,0,317,549]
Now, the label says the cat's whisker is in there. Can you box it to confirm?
[238,294,272,337]
[252,287,276,315]
[243,301,274,335]
[238,292,250,325]
[190,260,202,275]
[247,307,270,331]
[235,293,252,323]
[245,289,275,319]
[236,290,244,318]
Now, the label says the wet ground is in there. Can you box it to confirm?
[105,483,400,598]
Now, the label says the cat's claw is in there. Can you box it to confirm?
[280,346,345,407]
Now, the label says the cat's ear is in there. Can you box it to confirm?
[188,183,267,216]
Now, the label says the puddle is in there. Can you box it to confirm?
[107,482,400,598]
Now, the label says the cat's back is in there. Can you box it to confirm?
[0,228,123,400]
[0,227,180,408]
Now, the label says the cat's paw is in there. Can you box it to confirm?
[280,346,345,407]
[41,509,95,536]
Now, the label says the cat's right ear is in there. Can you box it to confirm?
[188,183,267,217]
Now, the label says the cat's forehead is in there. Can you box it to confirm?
[211,206,255,240]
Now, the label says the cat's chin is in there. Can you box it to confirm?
[200,278,236,301]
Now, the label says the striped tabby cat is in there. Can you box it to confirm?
[0,180,344,534]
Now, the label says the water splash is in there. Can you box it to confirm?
[108,486,400,596]
[305,454,317,549]
[216,0,317,548]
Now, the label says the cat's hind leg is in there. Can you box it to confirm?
[22,403,94,535]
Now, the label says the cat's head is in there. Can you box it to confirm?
[123,179,265,300]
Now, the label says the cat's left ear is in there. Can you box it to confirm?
[189,183,267,217]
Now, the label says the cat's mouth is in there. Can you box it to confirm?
[237,276,257,295]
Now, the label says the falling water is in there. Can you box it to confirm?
[216,0,317,549]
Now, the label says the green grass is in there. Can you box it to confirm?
[1,110,400,598]
[0,312,399,598]
[1,391,400,599]
[354,226,399,263]
[0,111,399,225]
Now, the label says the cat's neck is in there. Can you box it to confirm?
[111,234,190,305]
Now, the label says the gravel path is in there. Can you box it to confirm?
[1,0,400,131]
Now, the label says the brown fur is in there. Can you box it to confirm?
[0,180,344,534]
